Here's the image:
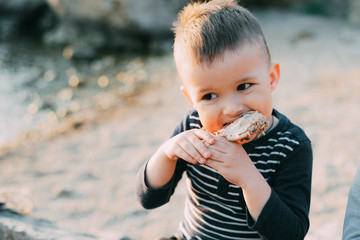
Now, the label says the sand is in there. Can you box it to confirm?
[1,10,360,240]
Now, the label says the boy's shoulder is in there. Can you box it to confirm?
[171,109,202,137]
[182,109,202,130]
[244,109,312,164]
[268,109,311,150]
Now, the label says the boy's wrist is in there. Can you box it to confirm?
[159,142,178,163]
[241,168,271,222]
[239,165,265,191]
[146,146,178,189]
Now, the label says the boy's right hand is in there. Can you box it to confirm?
[160,128,215,165]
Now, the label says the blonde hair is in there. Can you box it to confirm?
[173,0,270,66]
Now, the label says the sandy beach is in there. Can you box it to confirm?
[1,10,360,240]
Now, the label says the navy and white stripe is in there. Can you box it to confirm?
[176,110,301,240]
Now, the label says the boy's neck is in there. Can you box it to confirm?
[265,115,279,134]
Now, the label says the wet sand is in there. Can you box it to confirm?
[1,10,360,240]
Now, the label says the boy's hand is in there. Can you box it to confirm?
[205,136,257,188]
[145,128,215,189]
[161,128,215,165]
[206,136,271,222]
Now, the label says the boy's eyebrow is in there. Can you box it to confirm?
[232,76,257,86]
[236,77,255,83]
[197,87,214,95]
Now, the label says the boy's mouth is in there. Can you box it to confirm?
[223,113,246,127]
[217,111,268,142]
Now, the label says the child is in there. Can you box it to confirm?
[136,0,313,239]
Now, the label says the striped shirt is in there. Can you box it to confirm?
[136,109,312,240]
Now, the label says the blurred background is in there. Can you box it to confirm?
[0,0,360,239]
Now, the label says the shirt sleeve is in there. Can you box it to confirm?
[135,113,191,209]
[136,159,187,209]
[247,139,313,240]
[343,165,360,239]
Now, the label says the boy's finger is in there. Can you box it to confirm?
[185,131,212,159]
[193,128,215,145]
[206,137,229,153]
[203,140,210,147]
[192,134,212,159]
[178,139,208,164]
[207,148,224,162]
[204,158,222,170]
[173,147,198,165]
[171,140,200,164]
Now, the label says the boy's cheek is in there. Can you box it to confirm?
[180,86,195,106]
[197,110,223,134]
[200,124,220,136]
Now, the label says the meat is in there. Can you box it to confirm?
[216,111,268,142]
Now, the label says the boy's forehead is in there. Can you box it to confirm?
[176,43,267,91]
[175,42,264,74]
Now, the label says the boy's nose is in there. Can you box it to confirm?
[223,96,244,117]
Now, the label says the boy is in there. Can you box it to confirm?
[136,0,313,239]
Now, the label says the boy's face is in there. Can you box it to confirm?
[176,44,280,134]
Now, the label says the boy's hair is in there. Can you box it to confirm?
[173,0,270,66]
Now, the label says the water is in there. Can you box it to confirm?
[0,72,29,145]
[0,39,160,151]
[0,40,52,145]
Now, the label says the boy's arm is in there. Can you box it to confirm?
[241,166,271,222]
[145,128,214,188]
[145,146,179,188]
[136,111,215,209]
[136,115,188,210]
[136,158,186,209]
[249,140,313,240]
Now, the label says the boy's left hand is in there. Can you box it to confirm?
[205,136,257,188]
[206,136,271,221]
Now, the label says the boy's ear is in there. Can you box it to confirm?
[269,63,280,92]
[180,85,194,106]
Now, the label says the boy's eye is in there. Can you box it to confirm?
[202,93,217,100]
[237,83,252,91]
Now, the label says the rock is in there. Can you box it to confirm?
[0,0,56,40]
[47,0,188,37]
[43,19,147,54]
[0,210,98,240]
[349,0,360,26]
[43,0,189,53]
[0,0,45,13]
[242,0,349,18]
